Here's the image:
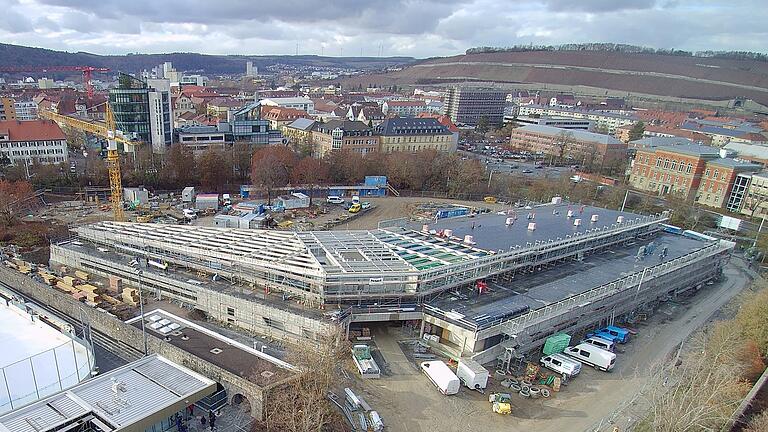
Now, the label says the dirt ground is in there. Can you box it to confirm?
[344,258,754,432]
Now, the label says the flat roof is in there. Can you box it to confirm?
[515,124,623,144]
[0,355,215,432]
[407,203,640,252]
[426,232,707,328]
[126,310,295,387]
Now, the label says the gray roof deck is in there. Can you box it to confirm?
[426,232,707,328]
[407,203,645,252]
[0,355,215,432]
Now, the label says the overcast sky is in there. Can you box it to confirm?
[0,0,765,58]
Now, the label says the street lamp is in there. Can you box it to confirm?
[129,258,148,356]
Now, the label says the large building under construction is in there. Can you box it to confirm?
[50,202,734,364]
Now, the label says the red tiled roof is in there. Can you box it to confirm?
[417,112,459,133]
[261,106,311,121]
[0,119,65,141]
[386,100,426,107]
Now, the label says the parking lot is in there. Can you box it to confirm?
[347,258,753,432]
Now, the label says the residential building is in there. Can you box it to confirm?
[627,136,693,158]
[110,74,173,154]
[311,119,377,157]
[442,86,506,126]
[282,118,316,153]
[376,118,456,153]
[206,97,242,121]
[514,115,594,131]
[680,118,767,146]
[417,112,460,147]
[616,123,713,145]
[261,106,311,130]
[172,93,196,126]
[357,105,385,126]
[508,125,627,167]
[695,158,761,209]
[260,97,314,113]
[176,125,228,153]
[12,100,37,121]
[0,119,68,165]
[517,104,637,134]
[740,173,768,218]
[382,100,429,117]
[180,74,209,87]
[0,97,15,121]
[629,144,720,200]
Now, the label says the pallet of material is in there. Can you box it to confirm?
[121,288,140,305]
[56,281,76,293]
[62,276,77,286]
[78,284,102,294]
[38,272,57,286]
[72,292,87,301]
[100,294,122,306]
[84,292,101,303]
[109,276,123,293]
[74,270,90,281]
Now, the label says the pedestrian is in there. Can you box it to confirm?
[208,410,216,431]
[200,416,206,427]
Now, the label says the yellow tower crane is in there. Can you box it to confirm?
[40,104,141,222]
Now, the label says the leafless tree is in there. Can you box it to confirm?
[257,327,349,432]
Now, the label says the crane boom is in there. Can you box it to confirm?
[39,106,141,222]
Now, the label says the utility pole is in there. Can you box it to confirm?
[620,189,630,212]
[488,169,495,189]
[130,258,148,356]
[753,215,766,248]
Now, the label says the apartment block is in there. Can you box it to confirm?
[311,120,377,157]
[517,104,636,134]
[442,86,506,126]
[0,119,68,165]
[376,118,456,153]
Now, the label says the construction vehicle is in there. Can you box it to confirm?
[40,104,142,222]
[488,393,512,415]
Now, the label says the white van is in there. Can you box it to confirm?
[540,353,582,379]
[564,343,616,372]
[582,336,615,352]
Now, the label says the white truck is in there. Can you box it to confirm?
[456,358,489,390]
[420,361,460,395]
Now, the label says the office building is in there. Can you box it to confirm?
[176,125,228,153]
[12,100,37,121]
[312,119,378,157]
[382,100,429,117]
[376,117,456,153]
[180,74,209,87]
[109,74,173,154]
[0,97,15,121]
[0,119,68,165]
[508,125,627,167]
[514,115,594,131]
[442,86,506,126]
[259,97,314,113]
[739,173,768,217]
[518,104,637,134]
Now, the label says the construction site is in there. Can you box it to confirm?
[43,199,733,366]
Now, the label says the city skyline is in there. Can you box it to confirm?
[0,0,765,58]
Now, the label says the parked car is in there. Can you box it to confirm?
[540,353,582,379]
[361,202,372,210]
[564,343,616,371]
[326,196,344,204]
[349,203,361,213]
[582,336,615,352]
[522,169,533,174]
[588,326,631,344]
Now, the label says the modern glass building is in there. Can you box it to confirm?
[109,73,173,153]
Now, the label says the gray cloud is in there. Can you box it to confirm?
[0,0,765,58]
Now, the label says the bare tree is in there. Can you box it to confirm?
[257,328,349,432]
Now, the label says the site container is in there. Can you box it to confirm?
[456,358,489,390]
[435,207,470,220]
[182,187,195,203]
[420,361,460,395]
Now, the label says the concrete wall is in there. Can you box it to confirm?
[0,266,295,420]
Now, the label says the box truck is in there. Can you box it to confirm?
[420,361,460,395]
[456,358,489,390]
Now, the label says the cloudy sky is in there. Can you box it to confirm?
[0,0,765,58]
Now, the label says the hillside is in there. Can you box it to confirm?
[340,50,768,106]
[0,43,414,75]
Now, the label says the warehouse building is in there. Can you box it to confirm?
[50,203,733,364]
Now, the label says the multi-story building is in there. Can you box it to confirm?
[628,144,759,208]
[261,106,311,130]
[311,120,377,157]
[725,173,755,213]
[180,74,209,87]
[281,118,316,153]
[442,86,506,126]
[0,97,15,121]
[224,101,271,144]
[680,118,767,147]
[629,145,719,199]
[514,115,594,131]
[260,97,314,113]
[694,158,761,209]
[176,125,228,153]
[0,119,68,165]
[109,74,173,153]
[382,100,429,117]
[376,118,456,153]
[740,173,768,218]
[12,100,37,121]
[517,104,637,134]
[508,125,627,167]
